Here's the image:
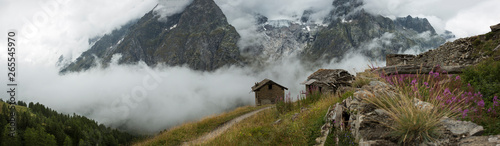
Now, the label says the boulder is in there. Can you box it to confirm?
[333,103,344,128]
[350,90,393,142]
[359,140,397,146]
[440,118,484,136]
[413,98,434,111]
[458,135,500,146]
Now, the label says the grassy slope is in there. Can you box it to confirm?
[135,105,269,146]
[203,94,341,145]
[135,93,342,146]
[0,101,30,114]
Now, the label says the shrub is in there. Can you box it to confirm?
[376,64,500,136]
[371,67,478,143]
[340,91,354,101]
[461,59,500,134]
[363,81,466,144]
[462,59,500,102]
[276,92,294,114]
[352,77,371,88]
[325,127,356,146]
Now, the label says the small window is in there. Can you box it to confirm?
[268,84,272,90]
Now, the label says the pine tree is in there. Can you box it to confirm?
[63,136,72,146]
[2,124,21,146]
[24,127,57,146]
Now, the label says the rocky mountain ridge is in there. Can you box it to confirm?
[61,0,452,73]
[302,0,447,64]
[61,0,242,73]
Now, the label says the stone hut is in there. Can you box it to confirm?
[251,79,288,106]
[302,69,354,94]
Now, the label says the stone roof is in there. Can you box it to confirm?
[251,79,288,91]
[303,69,354,85]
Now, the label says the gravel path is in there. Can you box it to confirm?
[182,106,272,146]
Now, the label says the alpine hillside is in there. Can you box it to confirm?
[60,0,242,73]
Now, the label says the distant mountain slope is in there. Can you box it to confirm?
[302,0,447,63]
[237,0,449,66]
[61,0,450,73]
[61,0,242,73]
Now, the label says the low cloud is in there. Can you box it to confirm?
[154,0,193,22]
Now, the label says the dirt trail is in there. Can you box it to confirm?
[182,106,272,146]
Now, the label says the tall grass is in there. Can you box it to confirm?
[379,66,498,121]
[276,86,323,114]
[367,67,472,143]
[352,77,371,88]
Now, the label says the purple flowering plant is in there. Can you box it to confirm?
[378,65,499,123]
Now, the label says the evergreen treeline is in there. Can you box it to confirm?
[0,99,138,146]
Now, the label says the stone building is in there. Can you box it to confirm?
[302,69,354,94]
[251,79,288,106]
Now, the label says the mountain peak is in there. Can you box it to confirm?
[61,0,241,73]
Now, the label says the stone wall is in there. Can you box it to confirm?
[255,84,285,105]
[386,37,482,67]
[305,83,336,95]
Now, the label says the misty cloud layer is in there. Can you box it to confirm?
[11,53,377,133]
[154,0,193,22]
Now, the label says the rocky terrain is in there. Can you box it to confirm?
[379,23,500,75]
[318,80,500,145]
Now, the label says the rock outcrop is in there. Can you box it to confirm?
[321,79,498,145]
[491,23,500,32]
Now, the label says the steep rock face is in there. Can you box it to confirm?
[61,0,241,73]
[247,17,322,62]
[302,0,446,63]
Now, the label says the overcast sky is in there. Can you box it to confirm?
[1,0,500,133]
